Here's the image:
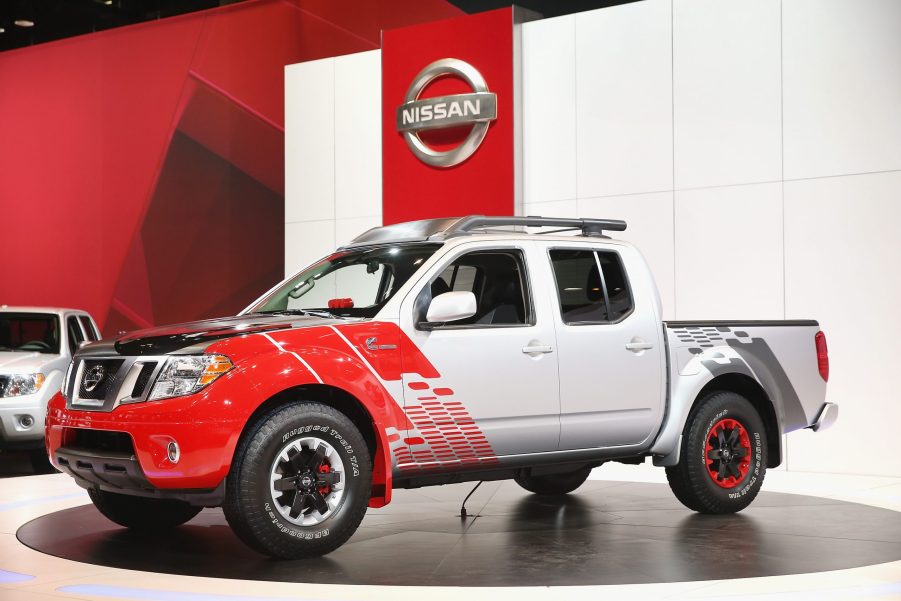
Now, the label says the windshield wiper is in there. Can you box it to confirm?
[253,309,347,320]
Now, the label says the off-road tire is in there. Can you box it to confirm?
[515,465,592,496]
[88,488,202,529]
[666,391,767,514]
[222,402,372,559]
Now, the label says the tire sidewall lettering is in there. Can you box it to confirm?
[262,422,363,539]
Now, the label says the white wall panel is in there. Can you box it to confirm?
[285,51,382,278]
[784,171,901,476]
[285,59,335,224]
[335,215,382,248]
[673,0,782,189]
[285,220,335,277]
[522,15,577,205]
[579,192,675,320]
[575,0,673,198]
[783,0,901,179]
[522,198,579,219]
[674,183,783,320]
[334,51,382,221]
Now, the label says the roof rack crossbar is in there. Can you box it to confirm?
[446,215,627,238]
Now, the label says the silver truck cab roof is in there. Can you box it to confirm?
[0,306,92,318]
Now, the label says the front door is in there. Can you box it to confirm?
[398,242,560,469]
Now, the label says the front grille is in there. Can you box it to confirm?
[78,359,125,400]
[71,428,135,455]
[130,362,158,398]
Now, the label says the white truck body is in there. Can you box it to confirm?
[0,306,100,450]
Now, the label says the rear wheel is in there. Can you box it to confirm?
[88,489,202,529]
[222,402,372,559]
[666,391,767,514]
[515,465,592,496]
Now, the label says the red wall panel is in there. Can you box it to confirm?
[381,8,516,225]
[0,0,460,336]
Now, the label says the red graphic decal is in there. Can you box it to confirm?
[393,383,498,472]
[408,382,430,390]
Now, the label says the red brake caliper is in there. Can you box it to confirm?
[704,418,752,489]
[318,462,331,496]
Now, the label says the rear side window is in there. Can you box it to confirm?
[549,249,633,324]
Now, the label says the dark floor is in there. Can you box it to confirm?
[17,479,901,586]
[0,451,46,478]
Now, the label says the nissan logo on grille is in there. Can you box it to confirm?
[396,58,497,168]
[82,365,105,392]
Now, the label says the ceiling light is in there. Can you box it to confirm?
[14,19,35,28]
[0,28,5,34]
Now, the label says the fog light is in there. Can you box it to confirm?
[19,415,34,429]
[167,441,180,464]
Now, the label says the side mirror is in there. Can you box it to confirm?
[425,291,477,325]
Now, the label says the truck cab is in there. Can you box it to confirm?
[0,306,99,467]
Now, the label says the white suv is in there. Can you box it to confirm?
[0,306,100,470]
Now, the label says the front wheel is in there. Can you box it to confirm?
[88,489,202,529]
[222,402,372,559]
[666,391,767,514]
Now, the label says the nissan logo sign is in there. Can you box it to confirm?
[396,58,497,168]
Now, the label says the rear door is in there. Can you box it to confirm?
[398,241,561,464]
[544,243,666,449]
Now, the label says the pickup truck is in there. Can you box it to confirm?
[0,306,100,471]
[46,216,837,559]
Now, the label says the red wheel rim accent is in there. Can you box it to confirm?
[704,418,751,489]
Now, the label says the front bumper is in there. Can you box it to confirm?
[45,383,246,491]
[54,444,225,505]
[0,392,49,450]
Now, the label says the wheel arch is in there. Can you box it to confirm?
[234,383,393,507]
[694,373,782,468]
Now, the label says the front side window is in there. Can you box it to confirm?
[0,313,61,354]
[66,316,85,354]
[549,249,633,324]
[423,249,531,327]
[249,244,441,318]
[78,316,99,341]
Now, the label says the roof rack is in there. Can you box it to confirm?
[447,215,626,237]
[343,215,627,248]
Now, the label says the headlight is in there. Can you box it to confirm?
[148,355,233,401]
[0,373,45,398]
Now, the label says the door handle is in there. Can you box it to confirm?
[625,339,654,352]
[522,345,554,354]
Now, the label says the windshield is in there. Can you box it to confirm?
[248,244,441,318]
[0,313,61,354]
